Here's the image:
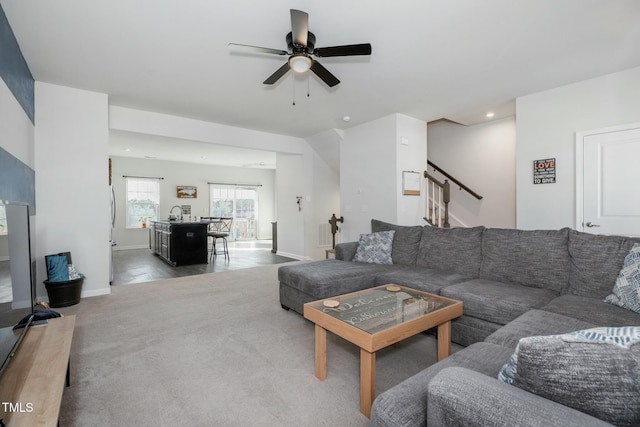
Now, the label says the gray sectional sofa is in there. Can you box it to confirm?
[278,219,640,426]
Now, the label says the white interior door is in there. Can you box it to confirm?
[577,123,640,236]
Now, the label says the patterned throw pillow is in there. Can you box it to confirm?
[353,230,395,264]
[604,243,640,313]
[498,327,640,426]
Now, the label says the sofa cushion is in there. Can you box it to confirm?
[486,309,595,349]
[479,228,570,293]
[567,230,640,298]
[334,241,359,261]
[373,265,469,295]
[371,219,423,265]
[416,226,485,278]
[439,279,558,325]
[451,315,503,347]
[604,243,640,313]
[353,230,395,264]
[497,327,640,427]
[542,294,640,326]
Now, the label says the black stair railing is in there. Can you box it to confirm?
[427,160,483,200]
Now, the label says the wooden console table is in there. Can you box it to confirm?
[0,315,75,427]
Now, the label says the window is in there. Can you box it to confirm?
[126,178,160,228]
[0,204,6,234]
[209,185,259,240]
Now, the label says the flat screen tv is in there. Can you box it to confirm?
[0,200,36,376]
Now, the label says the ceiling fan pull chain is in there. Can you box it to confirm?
[292,78,296,106]
[307,76,310,98]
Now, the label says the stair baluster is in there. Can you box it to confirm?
[423,171,450,228]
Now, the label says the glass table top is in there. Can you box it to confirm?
[305,285,457,334]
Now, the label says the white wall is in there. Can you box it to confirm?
[516,66,640,230]
[34,82,111,300]
[340,114,427,242]
[396,114,428,226]
[427,117,516,228]
[275,153,305,258]
[340,115,398,241]
[304,130,341,259]
[110,156,275,249]
[0,78,34,169]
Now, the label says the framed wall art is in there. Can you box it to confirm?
[177,186,197,198]
[402,171,421,195]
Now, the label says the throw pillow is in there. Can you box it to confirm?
[46,254,69,282]
[604,243,640,313]
[498,326,640,426]
[353,230,395,265]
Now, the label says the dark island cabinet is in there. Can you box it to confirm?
[149,221,208,266]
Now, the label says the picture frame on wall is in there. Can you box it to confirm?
[402,171,421,195]
[177,186,197,198]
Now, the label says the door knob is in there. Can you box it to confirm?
[585,222,600,228]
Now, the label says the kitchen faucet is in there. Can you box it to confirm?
[169,205,183,221]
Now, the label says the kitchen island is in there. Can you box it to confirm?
[149,220,212,266]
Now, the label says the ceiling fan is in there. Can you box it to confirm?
[229,9,372,88]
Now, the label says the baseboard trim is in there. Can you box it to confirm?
[113,244,148,251]
[81,288,112,298]
[276,251,310,261]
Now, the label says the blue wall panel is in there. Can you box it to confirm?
[0,4,35,124]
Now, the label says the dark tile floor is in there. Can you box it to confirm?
[112,240,296,286]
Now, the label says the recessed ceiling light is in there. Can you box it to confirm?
[485,112,495,118]
[343,116,351,122]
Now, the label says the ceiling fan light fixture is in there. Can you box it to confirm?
[289,54,312,73]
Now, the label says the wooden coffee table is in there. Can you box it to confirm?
[303,285,462,417]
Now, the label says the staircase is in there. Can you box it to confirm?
[424,160,483,228]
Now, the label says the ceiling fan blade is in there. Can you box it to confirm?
[314,43,372,57]
[228,43,288,56]
[310,60,340,87]
[263,63,291,85]
[290,9,308,47]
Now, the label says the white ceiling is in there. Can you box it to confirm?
[3,1,640,166]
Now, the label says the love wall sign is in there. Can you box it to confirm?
[533,158,556,184]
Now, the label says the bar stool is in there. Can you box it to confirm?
[209,217,233,261]
[201,217,220,262]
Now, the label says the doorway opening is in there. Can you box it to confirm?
[209,185,259,240]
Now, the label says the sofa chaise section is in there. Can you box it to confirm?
[278,260,391,314]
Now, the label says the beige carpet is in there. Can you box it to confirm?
[55,263,451,426]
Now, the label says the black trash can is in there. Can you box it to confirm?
[44,275,84,308]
